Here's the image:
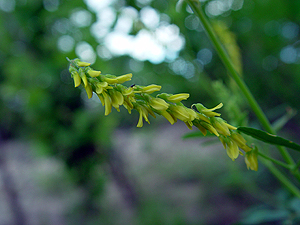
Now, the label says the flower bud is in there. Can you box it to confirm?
[226,140,239,161]
[210,117,231,136]
[199,121,219,137]
[71,71,81,87]
[95,82,109,94]
[79,68,88,87]
[109,90,124,112]
[230,132,252,152]
[84,83,93,99]
[76,60,91,67]
[169,105,190,122]
[141,84,161,94]
[88,69,101,77]
[102,91,112,115]
[160,110,176,125]
[115,73,132,84]
[149,98,169,111]
[192,103,223,117]
[166,93,190,103]
[245,149,258,171]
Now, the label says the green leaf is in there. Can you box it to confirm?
[238,127,300,152]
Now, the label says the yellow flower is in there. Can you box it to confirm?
[104,77,118,84]
[169,105,198,129]
[135,104,151,127]
[135,84,161,94]
[157,93,190,103]
[108,89,124,112]
[76,61,91,67]
[192,103,223,117]
[199,121,219,136]
[88,69,101,77]
[84,83,93,99]
[115,73,132,84]
[168,105,191,122]
[226,139,239,161]
[79,68,88,87]
[160,110,176,125]
[95,81,110,95]
[245,149,258,171]
[149,97,169,111]
[71,71,81,87]
[166,93,190,103]
[210,117,232,136]
[102,91,112,115]
[230,132,252,152]
[193,122,208,136]
[195,113,210,123]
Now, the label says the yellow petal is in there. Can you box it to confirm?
[167,93,190,103]
[149,98,169,111]
[84,84,93,99]
[141,84,161,94]
[72,71,81,87]
[88,70,101,77]
[116,73,132,84]
[160,110,176,125]
[77,61,91,67]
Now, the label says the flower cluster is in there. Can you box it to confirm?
[68,58,258,171]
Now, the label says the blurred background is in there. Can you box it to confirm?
[1,0,300,224]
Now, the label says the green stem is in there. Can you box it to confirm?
[293,160,300,172]
[260,158,300,198]
[258,152,292,170]
[185,0,296,164]
[184,0,300,189]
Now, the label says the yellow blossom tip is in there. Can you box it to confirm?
[77,61,91,67]
[88,70,101,77]
[141,84,161,94]
[149,98,169,111]
[85,84,93,99]
[167,93,190,103]
[72,71,81,87]
[116,73,133,84]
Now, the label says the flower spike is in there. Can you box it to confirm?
[67,58,255,170]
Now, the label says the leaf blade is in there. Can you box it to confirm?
[238,127,300,152]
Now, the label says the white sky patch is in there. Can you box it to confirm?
[140,7,160,30]
[70,9,92,27]
[84,0,115,12]
[57,35,75,52]
[90,6,116,39]
[85,1,185,64]
[75,41,96,64]
[130,30,165,64]
[104,32,133,56]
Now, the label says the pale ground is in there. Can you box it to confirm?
[0,122,247,225]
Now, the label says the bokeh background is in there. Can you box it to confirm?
[1,0,300,224]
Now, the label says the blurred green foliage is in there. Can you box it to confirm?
[1,0,300,224]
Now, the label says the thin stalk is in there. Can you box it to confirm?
[184,0,300,188]
[293,160,300,172]
[185,0,296,166]
[258,152,292,170]
[260,158,300,198]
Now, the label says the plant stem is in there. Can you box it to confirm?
[184,0,300,187]
[260,158,300,198]
[258,152,291,170]
[185,1,295,163]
